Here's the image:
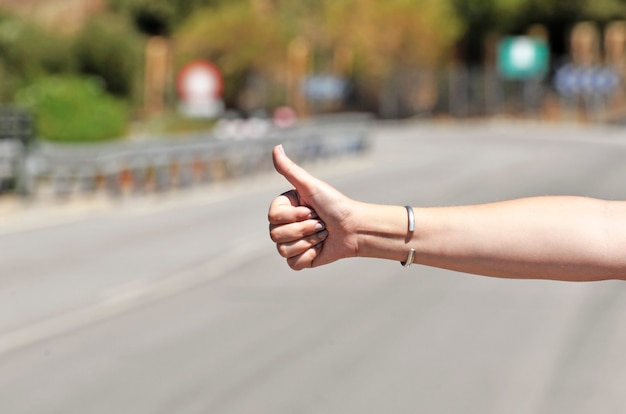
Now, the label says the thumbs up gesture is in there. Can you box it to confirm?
[268,145,360,270]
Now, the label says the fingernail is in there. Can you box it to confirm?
[315,221,325,231]
[318,230,328,239]
[276,144,285,155]
[308,210,318,219]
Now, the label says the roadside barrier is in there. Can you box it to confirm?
[21,113,371,198]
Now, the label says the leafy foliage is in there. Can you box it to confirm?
[0,14,75,99]
[15,76,128,143]
[324,0,462,77]
[73,14,143,98]
[174,0,462,104]
[452,0,626,61]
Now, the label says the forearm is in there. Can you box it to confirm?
[356,196,626,281]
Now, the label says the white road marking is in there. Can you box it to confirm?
[0,235,268,355]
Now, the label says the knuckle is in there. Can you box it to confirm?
[287,256,305,271]
[276,244,288,257]
[267,209,280,224]
[296,222,310,237]
[269,227,279,242]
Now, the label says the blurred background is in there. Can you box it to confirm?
[3,0,626,126]
[1,1,626,413]
[1,0,626,197]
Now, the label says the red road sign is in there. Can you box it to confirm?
[176,60,224,103]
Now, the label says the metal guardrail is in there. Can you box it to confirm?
[20,113,372,198]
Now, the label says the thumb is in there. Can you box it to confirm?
[272,145,317,193]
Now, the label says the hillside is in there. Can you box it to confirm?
[0,0,106,32]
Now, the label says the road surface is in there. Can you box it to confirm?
[0,120,625,413]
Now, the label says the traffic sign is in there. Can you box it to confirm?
[177,60,224,118]
[498,36,549,80]
[302,75,349,102]
[554,64,619,96]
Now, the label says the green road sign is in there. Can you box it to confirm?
[497,36,549,80]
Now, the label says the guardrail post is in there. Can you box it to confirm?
[77,165,97,193]
[178,155,194,188]
[53,167,73,197]
[130,158,148,194]
[103,157,122,197]
[154,155,170,192]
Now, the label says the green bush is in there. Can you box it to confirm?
[15,76,129,143]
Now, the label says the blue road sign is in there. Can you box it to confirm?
[302,75,349,102]
[555,64,620,96]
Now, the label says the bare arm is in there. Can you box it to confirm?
[268,145,626,281]
[355,197,626,281]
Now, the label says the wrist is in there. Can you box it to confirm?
[355,203,413,262]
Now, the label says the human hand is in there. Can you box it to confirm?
[268,145,360,269]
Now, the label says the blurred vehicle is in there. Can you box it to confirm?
[213,109,272,139]
[272,106,298,129]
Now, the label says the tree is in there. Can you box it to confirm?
[73,14,143,98]
[174,0,463,107]
[174,1,286,106]
[452,0,626,62]
[324,0,462,77]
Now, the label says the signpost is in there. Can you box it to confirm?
[497,36,550,115]
[497,36,549,80]
[0,106,33,193]
[177,60,224,118]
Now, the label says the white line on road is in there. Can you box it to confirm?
[0,235,269,355]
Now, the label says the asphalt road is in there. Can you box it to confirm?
[0,120,625,414]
